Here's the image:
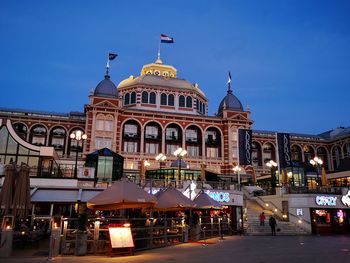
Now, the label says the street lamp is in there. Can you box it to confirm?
[310,156,323,187]
[70,130,87,178]
[266,160,278,189]
[143,160,151,193]
[173,147,187,181]
[155,153,167,169]
[233,165,242,187]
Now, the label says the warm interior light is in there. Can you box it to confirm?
[123,223,131,227]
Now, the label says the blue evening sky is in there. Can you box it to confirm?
[1,0,349,134]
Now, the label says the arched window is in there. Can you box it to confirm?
[168,94,174,106]
[30,125,47,146]
[179,95,185,107]
[161,93,167,105]
[142,91,148,103]
[123,120,140,153]
[124,93,130,105]
[13,123,27,140]
[332,146,342,170]
[130,92,136,104]
[186,96,192,108]
[149,92,156,104]
[49,126,66,156]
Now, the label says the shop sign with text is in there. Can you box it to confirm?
[315,196,337,206]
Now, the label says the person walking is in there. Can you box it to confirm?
[269,216,277,236]
[259,212,266,226]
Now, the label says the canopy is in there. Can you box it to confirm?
[154,187,196,211]
[193,191,222,210]
[87,179,157,210]
[12,164,31,218]
[0,163,15,215]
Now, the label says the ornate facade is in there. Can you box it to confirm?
[0,56,349,183]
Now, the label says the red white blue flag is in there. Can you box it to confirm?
[160,34,174,43]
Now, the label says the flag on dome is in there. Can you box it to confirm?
[160,34,174,43]
[108,53,118,61]
[227,71,232,84]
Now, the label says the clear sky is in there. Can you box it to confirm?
[1,0,349,135]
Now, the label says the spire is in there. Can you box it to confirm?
[105,52,118,78]
[227,71,232,94]
[155,43,163,64]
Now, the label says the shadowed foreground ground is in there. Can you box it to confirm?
[3,235,350,263]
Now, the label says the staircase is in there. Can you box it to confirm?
[243,188,310,236]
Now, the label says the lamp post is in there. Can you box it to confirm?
[143,160,151,193]
[233,165,242,187]
[155,153,167,169]
[173,147,187,182]
[310,156,323,187]
[266,160,278,190]
[70,130,87,178]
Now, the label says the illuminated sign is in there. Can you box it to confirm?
[296,208,303,216]
[341,190,350,207]
[315,196,337,206]
[205,190,230,203]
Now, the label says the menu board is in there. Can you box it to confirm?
[108,225,134,249]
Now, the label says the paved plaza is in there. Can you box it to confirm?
[2,235,350,263]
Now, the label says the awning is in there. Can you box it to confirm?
[31,189,79,202]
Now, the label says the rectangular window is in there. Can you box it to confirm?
[105,120,114,131]
[187,146,199,157]
[145,143,158,154]
[97,156,113,181]
[32,136,45,146]
[95,137,112,149]
[124,141,138,153]
[166,144,180,155]
[96,120,104,130]
[206,147,218,158]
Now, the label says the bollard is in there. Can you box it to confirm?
[0,228,13,258]
[47,227,61,261]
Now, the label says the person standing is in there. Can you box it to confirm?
[259,212,266,226]
[269,216,277,236]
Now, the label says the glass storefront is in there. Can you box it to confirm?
[311,208,350,234]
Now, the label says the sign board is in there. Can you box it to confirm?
[78,167,95,179]
[108,224,134,249]
[341,190,350,207]
[204,190,243,206]
[315,196,337,206]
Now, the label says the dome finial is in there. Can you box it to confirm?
[155,43,163,64]
[227,71,232,94]
[106,52,118,78]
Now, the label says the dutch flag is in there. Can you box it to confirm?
[160,34,174,43]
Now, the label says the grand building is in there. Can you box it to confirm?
[1,55,349,184]
[1,54,350,236]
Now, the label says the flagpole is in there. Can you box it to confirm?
[106,52,110,76]
[158,39,161,61]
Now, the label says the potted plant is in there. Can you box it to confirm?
[75,213,88,256]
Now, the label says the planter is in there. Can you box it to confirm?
[75,231,87,256]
